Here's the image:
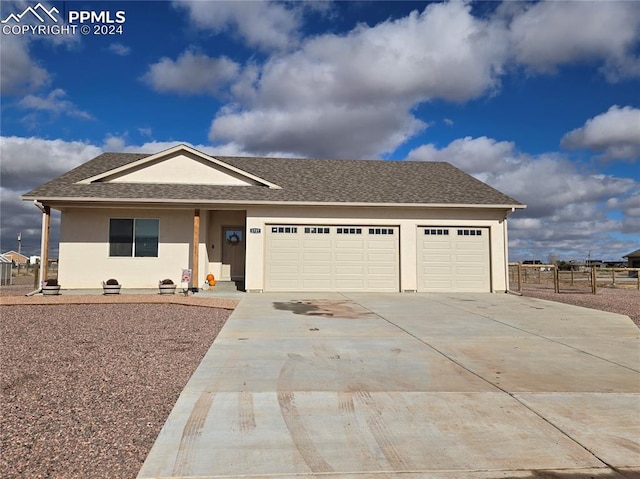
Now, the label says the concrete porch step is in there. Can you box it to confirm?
[194,280,246,298]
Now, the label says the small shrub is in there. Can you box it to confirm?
[45,279,58,286]
[160,278,174,285]
[105,278,119,286]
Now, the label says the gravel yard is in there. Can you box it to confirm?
[1,302,230,479]
[521,286,640,327]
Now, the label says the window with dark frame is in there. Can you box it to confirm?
[304,227,330,234]
[109,218,159,257]
[456,229,482,236]
[271,226,298,233]
[337,227,362,234]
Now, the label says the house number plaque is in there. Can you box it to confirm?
[249,228,261,233]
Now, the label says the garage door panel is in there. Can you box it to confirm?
[302,264,332,274]
[368,238,396,248]
[368,252,396,262]
[269,251,299,262]
[368,265,396,275]
[420,248,451,256]
[418,226,490,292]
[270,238,299,249]
[269,278,302,289]
[367,279,399,289]
[302,278,332,289]
[457,254,485,263]
[269,264,299,274]
[335,264,365,274]
[335,279,366,289]
[335,239,364,248]
[335,252,365,262]
[302,238,332,248]
[303,251,331,261]
[424,266,454,274]
[265,225,399,292]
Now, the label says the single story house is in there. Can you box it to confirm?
[1,250,28,265]
[624,249,640,269]
[22,145,525,292]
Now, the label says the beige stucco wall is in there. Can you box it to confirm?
[244,205,510,292]
[58,208,197,288]
[56,204,510,291]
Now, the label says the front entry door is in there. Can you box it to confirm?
[222,227,246,280]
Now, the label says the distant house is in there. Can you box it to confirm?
[2,251,28,265]
[22,144,526,292]
[586,259,604,268]
[603,261,625,268]
[624,249,640,269]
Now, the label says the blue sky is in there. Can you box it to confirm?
[1,0,639,262]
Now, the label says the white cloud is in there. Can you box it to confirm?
[0,34,49,94]
[102,135,127,152]
[0,136,101,191]
[108,42,131,56]
[561,106,640,162]
[209,2,506,158]
[211,104,425,159]
[142,50,240,95]
[173,0,302,52]
[18,89,93,120]
[406,136,638,261]
[505,1,640,80]
[408,136,517,178]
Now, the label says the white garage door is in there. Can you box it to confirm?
[265,225,399,292]
[417,227,490,292]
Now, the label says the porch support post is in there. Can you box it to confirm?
[39,205,50,286]
[192,209,200,289]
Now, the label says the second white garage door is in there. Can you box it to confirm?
[265,225,399,292]
[417,226,490,292]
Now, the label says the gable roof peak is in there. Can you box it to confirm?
[77,144,282,189]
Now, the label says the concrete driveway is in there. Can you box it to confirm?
[138,293,640,479]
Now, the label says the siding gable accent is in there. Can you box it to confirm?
[77,144,281,189]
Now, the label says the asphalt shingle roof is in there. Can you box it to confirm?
[23,152,523,207]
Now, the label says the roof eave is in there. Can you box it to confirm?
[21,195,526,210]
